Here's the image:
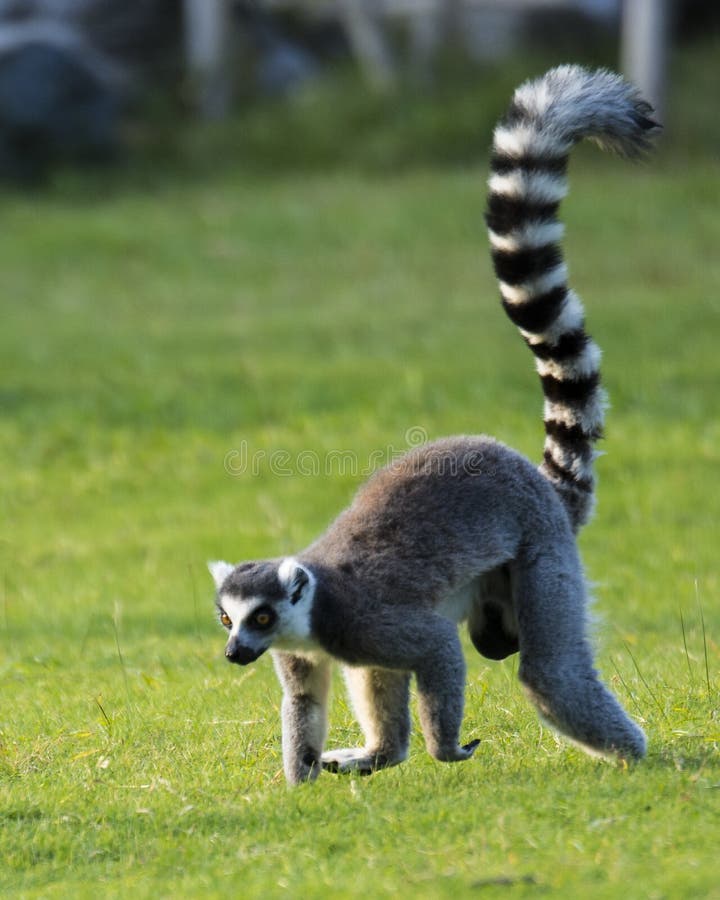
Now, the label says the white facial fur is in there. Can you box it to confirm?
[273,558,317,650]
[220,593,263,641]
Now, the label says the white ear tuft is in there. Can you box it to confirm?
[277,556,299,586]
[207,560,234,590]
[277,557,313,605]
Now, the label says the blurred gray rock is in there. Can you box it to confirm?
[0,21,123,180]
[0,1,178,181]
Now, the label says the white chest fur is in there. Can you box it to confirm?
[436,578,480,624]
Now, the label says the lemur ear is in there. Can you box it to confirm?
[277,557,311,605]
[207,560,234,590]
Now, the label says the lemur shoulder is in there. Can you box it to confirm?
[210,65,658,784]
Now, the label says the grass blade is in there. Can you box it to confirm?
[679,605,694,687]
[695,579,712,697]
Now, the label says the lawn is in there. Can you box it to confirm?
[1,39,719,899]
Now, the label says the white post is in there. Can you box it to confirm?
[183,0,232,118]
[621,0,670,123]
[338,0,396,90]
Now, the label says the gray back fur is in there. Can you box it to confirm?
[301,437,572,607]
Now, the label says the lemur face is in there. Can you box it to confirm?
[208,558,315,664]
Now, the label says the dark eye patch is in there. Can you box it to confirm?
[248,606,276,631]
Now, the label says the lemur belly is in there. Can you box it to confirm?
[436,578,481,623]
[437,570,519,661]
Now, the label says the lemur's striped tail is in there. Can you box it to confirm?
[486,66,658,531]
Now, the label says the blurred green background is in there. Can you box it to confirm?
[1,5,718,898]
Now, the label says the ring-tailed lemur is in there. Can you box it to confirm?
[210,66,657,784]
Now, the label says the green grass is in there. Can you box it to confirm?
[1,39,719,899]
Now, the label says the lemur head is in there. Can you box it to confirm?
[208,557,315,665]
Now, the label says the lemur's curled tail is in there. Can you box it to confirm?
[486,66,658,531]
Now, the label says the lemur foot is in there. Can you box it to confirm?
[284,750,323,785]
[321,747,403,775]
[432,739,481,762]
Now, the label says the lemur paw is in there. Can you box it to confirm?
[432,738,481,762]
[321,747,400,775]
[285,751,322,785]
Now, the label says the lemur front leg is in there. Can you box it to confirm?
[322,666,411,775]
[336,608,479,766]
[413,622,480,762]
[272,650,331,784]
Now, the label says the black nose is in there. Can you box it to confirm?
[225,643,264,665]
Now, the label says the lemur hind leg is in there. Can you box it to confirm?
[272,651,332,784]
[511,549,646,761]
[469,566,519,660]
[322,667,411,775]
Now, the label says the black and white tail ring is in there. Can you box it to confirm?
[486,65,659,531]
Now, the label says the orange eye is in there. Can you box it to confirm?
[249,606,275,630]
[220,611,232,628]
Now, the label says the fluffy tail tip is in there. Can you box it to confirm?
[509,64,661,158]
